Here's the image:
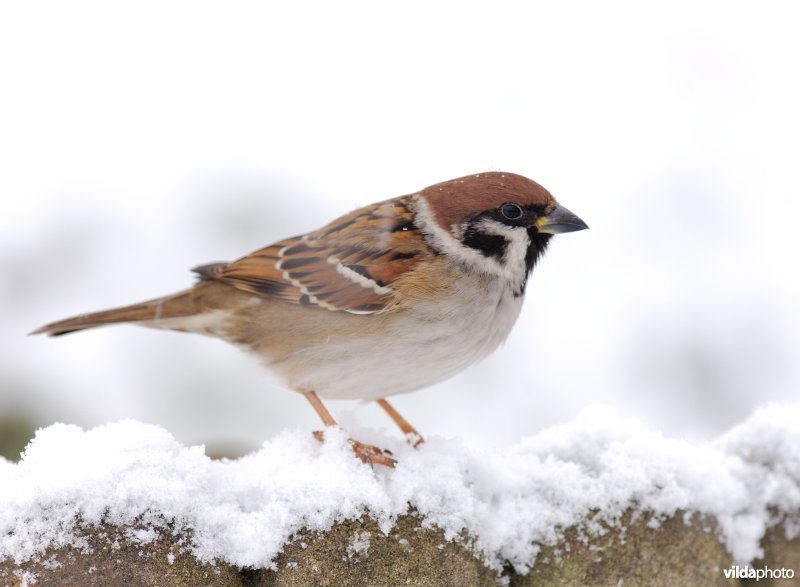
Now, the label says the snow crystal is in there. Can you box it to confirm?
[346,530,371,561]
[1,404,799,572]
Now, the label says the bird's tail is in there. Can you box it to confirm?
[31,290,199,336]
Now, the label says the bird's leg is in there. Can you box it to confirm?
[303,389,338,427]
[302,390,396,468]
[376,399,424,448]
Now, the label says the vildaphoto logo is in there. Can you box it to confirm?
[723,565,795,581]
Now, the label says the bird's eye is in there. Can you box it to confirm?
[500,203,524,221]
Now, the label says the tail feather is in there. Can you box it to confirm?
[31,290,198,336]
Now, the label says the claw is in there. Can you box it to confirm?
[350,439,397,468]
[312,430,396,468]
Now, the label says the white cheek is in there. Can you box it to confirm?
[413,195,495,271]
[414,195,531,291]
[475,219,531,282]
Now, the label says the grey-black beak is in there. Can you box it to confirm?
[535,204,589,234]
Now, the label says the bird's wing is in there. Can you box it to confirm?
[193,196,424,314]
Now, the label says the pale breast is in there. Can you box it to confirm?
[142,268,526,400]
[268,271,525,400]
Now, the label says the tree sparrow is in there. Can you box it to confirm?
[33,172,587,466]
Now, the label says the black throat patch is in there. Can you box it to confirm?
[525,229,551,274]
[513,229,552,295]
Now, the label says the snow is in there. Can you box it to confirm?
[345,530,371,562]
[1,404,799,573]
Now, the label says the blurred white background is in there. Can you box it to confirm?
[1,1,799,456]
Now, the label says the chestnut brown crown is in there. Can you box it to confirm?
[420,172,557,233]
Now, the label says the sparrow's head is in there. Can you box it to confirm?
[416,172,587,293]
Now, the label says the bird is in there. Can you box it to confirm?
[33,172,587,467]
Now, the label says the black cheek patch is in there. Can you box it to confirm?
[462,227,508,261]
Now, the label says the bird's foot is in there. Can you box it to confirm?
[350,439,396,468]
[312,430,396,468]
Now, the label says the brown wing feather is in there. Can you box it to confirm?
[194,196,424,314]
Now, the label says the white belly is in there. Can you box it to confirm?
[284,275,525,400]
